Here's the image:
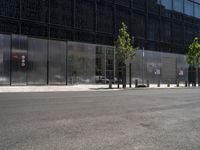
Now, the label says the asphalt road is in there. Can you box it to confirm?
[1,88,200,150]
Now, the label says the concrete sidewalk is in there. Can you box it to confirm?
[0,83,191,93]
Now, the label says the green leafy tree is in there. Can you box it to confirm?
[115,22,137,88]
[186,37,200,85]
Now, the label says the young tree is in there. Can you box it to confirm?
[115,22,137,88]
[186,37,200,85]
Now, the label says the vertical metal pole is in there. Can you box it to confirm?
[114,46,116,85]
[142,47,144,85]
[129,63,132,88]
[105,47,107,84]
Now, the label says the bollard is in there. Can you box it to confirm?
[109,80,112,89]
[185,81,188,87]
[177,80,179,87]
[157,80,160,87]
[135,80,138,88]
[167,82,170,87]
[147,80,150,87]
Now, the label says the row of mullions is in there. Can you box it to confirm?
[0,34,115,86]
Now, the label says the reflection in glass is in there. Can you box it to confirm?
[11,35,28,85]
[173,0,183,13]
[195,3,200,18]
[68,42,96,84]
[27,38,47,85]
[48,40,66,85]
[161,0,172,10]
[148,18,159,41]
[127,50,188,84]
[95,46,115,84]
[184,0,194,16]
[96,46,106,84]
[0,34,11,85]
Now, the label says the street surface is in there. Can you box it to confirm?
[1,88,200,150]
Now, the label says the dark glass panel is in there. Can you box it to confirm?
[50,27,72,40]
[0,0,20,18]
[97,3,114,33]
[132,0,146,10]
[160,0,172,17]
[148,0,160,14]
[161,20,171,43]
[132,13,145,39]
[146,41,160,51]
[173,23,184,44]
[96,34,113,45]
[21,22,48,38]
[148,17,159,41]
[21,0,49,22]
[0,34,11,85]
[115,0,130,7]
[0,19,19,34]
[116,7,130,33]
[27,38,47,85]
[50,0,72,26]
[74,31,95,43]
[76,0,95,30]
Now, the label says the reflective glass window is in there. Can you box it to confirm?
[0,19,19,34]
[50,27,72,40]
[148,18,159,41]
[21,0,49,22]
[76,0,94,30]
[184,0,194,16]
[0,34,11,85]
[27,38,47,85]
[173,23,184,44]
[195,3,200,18]
[97,3,114,33]
[161,0,172,10]
[148,0,160,14]
[132,0,145,10]
[132,13,145,38]
[173,0,184,12]
[68,42,96,84]
[0,0,20,18]
[48,40,66,85]
[21,22,48,38]
[96,46,106,83]
[115,0,130,7]
[50,0,72,26]
[161,21,171,43]
[116,8,130,33]
[11,35,28,85]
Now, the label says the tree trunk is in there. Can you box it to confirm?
[196,67,199,86]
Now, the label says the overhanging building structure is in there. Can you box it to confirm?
[0,0,200,85]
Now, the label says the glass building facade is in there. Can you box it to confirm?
[0,0,200,54]
[0,34,116,85]
[0,0,200,85]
